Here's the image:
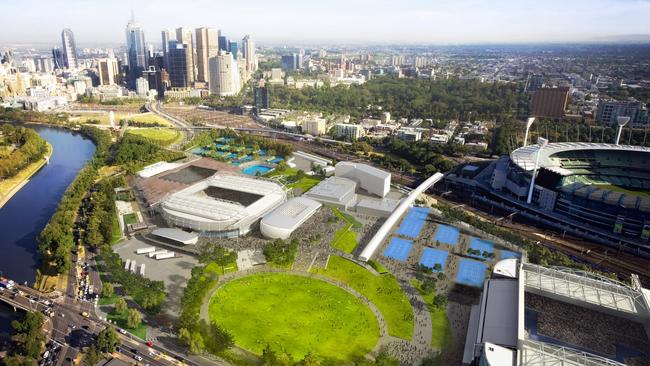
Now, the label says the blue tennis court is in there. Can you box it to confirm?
[383,237,413,261]
[419,248,449,271]
[395,206,430,238]
[500,250,521,260]
[433,224,460,245]
[468,237,495,259]
[456,259,487,287]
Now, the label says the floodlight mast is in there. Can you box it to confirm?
[526,137,549,204]
[615,117,630,145]
[523,117,536,147]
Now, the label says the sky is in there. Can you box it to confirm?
[1,0,649,46]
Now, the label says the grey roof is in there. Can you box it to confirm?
[261,197,322,230]
[151,228,199,243]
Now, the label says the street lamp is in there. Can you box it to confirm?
[615,116,630,145]
[527,137,549,204]
[523,117,536,147]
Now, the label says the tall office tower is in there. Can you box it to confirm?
[98,58,120,85]
[208,52,241,96]
[254,85,270,110]
[161,29,175,70]
[125,17,147,87]
[229,42,239,59]
[61,28,78,69]
[34,57,54,73]
[281,54,298,71]
[175,27,195,83]
[168,40,192,88]
[195,27,218,83]
[218,34,229,52]
[242,35,257,72]
[51,47,65,69]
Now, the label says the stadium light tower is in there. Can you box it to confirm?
[523,117,536,147]
[527,137,549,204]
[615,116,630,145]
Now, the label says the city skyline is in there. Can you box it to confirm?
[1,0,650,46]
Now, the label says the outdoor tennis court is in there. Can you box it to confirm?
[383,237,413,261]
[419,248,449,271]
[456,258,487,287]
[395,206,430,239]
[500,250,521,260]
[468,237,495,259]
[433,224,460,245]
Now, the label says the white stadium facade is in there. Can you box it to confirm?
[465,259,650,366]
[260,197,322,239]
[160,174,287,237]
[440,142,650,259]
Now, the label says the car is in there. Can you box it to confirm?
[145,341,153,347]
[134,355,143,362]
[118,328,127,335]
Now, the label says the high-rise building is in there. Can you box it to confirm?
[254,85,270,110]
[195,27,218,83]
[526,74,545,92]
[61,28,78,69]
[530,87,570,118]
[126,18,147,86]
[218,35,229,52]
[34,57,54,73]
[98,58,120,85]
[161,29,174,70]
[168,41,192,88]
[175,28,195,83]
[209,52,241,96]
[281,54,298,71]
[136,77,149,96]
[242,35,257,73]
[229,42,239,60]
[597,99,648,127]
[334,123,363,140]
[143,65,168,98]
[304,119,327,136]
[52,47,65,69]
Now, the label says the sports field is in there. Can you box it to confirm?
[125,128,183,146]
[311,255,414,339]
[208,273,379,362]
[71,112,171,126]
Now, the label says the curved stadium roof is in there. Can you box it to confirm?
[510,142,650,173]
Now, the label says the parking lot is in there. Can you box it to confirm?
[113,238,199,315]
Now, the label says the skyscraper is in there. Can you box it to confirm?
[125,17,147,86]
[168,41,192,88]
[175,28,195,83]
[229,42,239,60]
[195,27,218,83]
[98,58,120,85]
[52,47,65,69]
[242,35,257,73]
[209,52,241,96]
[161,29,174,70]
[61,28,78,69]
[218,34,229,52]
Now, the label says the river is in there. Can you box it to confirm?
[0,124,95,346]
[0,124,96,284]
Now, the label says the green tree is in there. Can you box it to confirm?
[102,283,114,298]
[84,345,102,366]
[126,308,141,329]
[299,353,321,366]
[114,297,127,314]
[96,327,119,353]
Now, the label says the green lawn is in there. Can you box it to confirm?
[205,260,238,276]
[331,227,357,253]
[98,293,117,306]
[72,112,171,126]
[110,213,123,244]
[208,273,379,362]
[123,213,138,226]
[410,279,452,349]
[330,208,361,253]
[126,128,182,146]
[107,310,147,340]
[267,167,322,192]
[311,256,413,339]
[368,260,389,274]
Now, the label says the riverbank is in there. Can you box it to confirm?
[0,142,53,209]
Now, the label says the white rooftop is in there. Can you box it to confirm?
[261,197,321,231]
[138,161,182,178]
[151,228,199,245]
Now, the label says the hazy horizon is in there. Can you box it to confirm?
[1,0,650,46]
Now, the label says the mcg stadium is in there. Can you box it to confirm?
[440,143,650,259]
[464,258,650,366]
